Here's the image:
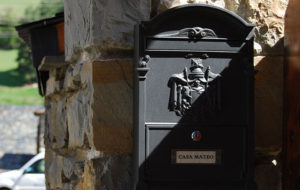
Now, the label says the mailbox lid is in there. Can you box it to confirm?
[142,4,255,40]
[146,38,247,52]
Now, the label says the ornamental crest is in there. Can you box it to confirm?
[168,58,221,117]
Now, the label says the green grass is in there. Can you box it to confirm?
[0,49,18,71]
[0,0,41,18]
[0,0,40,6]
[0,85,43,105]
[0,49,43,105]
[0,49,29,86]
[0,1,45,105]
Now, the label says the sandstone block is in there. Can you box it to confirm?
[255,163,282,190]
[254,56,283,149]
[45,60,94,151]
[92,59,133,153]
[45,97,68,149]
[67,89,93,149]
[45,149,63,189]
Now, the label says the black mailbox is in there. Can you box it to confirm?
[133,4,256,190]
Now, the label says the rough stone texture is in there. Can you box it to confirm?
[64,0,150,61]
[152,0,289,55]
[44,58,133,190]
[44,61,94,151]
[44,0,148,189]
[44,59,101,189]
[244,0,288,55]
[45,148,97,190]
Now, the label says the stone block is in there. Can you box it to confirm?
[64,0,150,61]
[45,69,61,96]
[45,149,93,190]
[45,97,68,149]
[99,155,132,190]
[254,56,283,149]
[45,60,94,150]
[152,0,225,14]
[64,0,93,62]
[64,61,93,149]
[45,149,63,189]
[255,163,282,190]
[246,0,287,55]
[67,89,93,149]
[92,59,133,153]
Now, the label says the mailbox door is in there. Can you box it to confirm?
[143,53,250,181]
[134,4,256,190]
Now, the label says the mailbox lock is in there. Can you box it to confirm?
[191,130,202,142]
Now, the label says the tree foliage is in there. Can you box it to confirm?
[16,41,36,83]
[16,0,64,83]
[0,8,19,49]
[21,0,64,23]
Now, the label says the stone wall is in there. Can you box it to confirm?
[44,0,149,189]
[44,0,288,189]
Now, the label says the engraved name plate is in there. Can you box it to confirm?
[172,150,221,164]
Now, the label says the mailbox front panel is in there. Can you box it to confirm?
[146,124,245,181]
[134,4,256,190]
[145,55,249,124]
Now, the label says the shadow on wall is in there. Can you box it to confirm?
[251,38,284,190]
[253,38,283,149]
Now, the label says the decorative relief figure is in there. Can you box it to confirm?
[168,58,221,117]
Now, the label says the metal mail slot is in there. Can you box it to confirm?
[146,38,246,52]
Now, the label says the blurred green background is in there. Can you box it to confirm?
[0,0,63,105]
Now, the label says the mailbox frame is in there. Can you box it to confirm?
[133,4,256,190]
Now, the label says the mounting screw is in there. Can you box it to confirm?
[139,55,150,67]
[191,130,202,142]
[202,54,209,59]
